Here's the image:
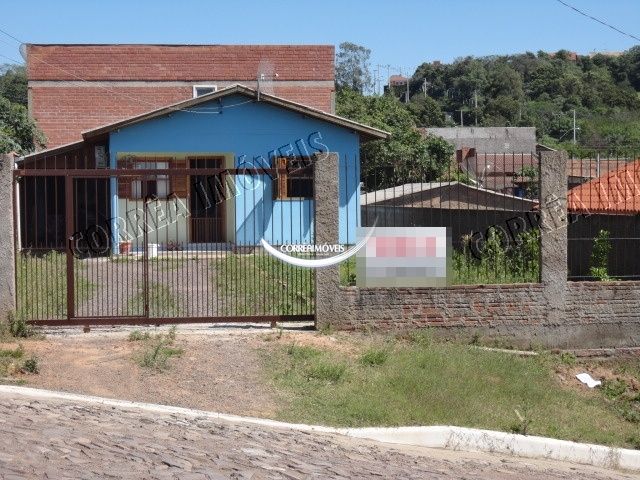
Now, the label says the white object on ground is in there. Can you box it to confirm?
[576,373,602,388]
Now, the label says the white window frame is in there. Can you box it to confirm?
[192,84,218,98]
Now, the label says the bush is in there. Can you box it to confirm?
[590,230,615,281]
[7,312,33,338]
[21,357,39,374]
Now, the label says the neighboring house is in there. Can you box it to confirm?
[26,44,335,147]
[421,127,537,153]
[360,181,538,246]
[17,85,388,251]
[456,148,538,195]
[361,181,537,211]
[567,159,640,214]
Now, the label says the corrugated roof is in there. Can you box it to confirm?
[567,159,640,214]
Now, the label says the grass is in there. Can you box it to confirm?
[215,254,314,315]
[0,344,39,377]
[134,326,183,371]
[127,282,183,317]
[16,251,95,320]
[265,334,640,449]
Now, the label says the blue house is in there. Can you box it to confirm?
[18,85,388,253]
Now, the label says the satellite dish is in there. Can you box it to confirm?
[19,43,27,62]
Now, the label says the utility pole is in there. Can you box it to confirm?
[422,78,428,98]
[572,109,577,144]
[460,109,464,127]
[474,90,478,126]
[405,78,410,103]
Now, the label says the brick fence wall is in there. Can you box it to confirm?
[315,151,640,349]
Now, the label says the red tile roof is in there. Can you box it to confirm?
[567,159,640,214]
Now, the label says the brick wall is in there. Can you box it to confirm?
[27,44,335,147]
[315,151,640,349]
[334,282,640,348]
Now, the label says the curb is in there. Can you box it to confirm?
[0,385,638,472]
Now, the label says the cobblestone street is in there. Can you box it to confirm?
[0,390,635,479]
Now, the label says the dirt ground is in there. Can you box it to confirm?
[1,327,306,417]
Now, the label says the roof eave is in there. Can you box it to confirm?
[81,84,390,142]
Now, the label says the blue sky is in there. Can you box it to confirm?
[0,0,638,77]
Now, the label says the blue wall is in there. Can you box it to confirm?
[108,93,361,245]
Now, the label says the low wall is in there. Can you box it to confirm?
[331,281,640,348]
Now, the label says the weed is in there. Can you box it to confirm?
[7,312,33,339]
[135,330,183,371]
[128,330,151,342]
[306,361,346,383]
[318,322,335,336]
[21,357,39,374]
[0,345,24,359]
[559,352,577,366]
[286,344,321,361]
[360,347,389,367]
[509,406,533,435]
[602,379,628,400]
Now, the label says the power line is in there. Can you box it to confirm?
[555,0,640,43]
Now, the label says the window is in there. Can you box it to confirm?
[131,162,169,199]
[192,85,218,98]
[274,157,313,199]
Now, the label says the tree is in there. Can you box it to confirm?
[408,94,445,127]
[335,42,372,94]
[0,97,46,154]
[0,65,27,106]
[336,88,454,187]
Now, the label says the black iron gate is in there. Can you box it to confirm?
[14,162,315,326]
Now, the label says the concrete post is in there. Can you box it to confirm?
[313,152,341,330]
[539,150,568,321]
[0,154,16,319]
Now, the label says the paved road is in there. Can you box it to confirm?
[0,392,635,479]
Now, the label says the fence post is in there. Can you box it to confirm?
[313,152,341,330]
[0,154,16,320]
[539,150,568,321]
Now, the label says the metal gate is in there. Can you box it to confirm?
[14,160,315,326]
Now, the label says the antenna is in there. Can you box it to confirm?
[256,59,276,101]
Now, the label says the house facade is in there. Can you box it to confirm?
[26,44,335,147]
[18,85,388,252]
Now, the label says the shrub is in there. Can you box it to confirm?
[21,357,39,374]
[602,379,628,400]
[7,312,33,338]
[590,230,615,281]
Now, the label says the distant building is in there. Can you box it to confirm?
[388,74,408,87]
[421,127,537,153]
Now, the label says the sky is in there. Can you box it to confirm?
[0,0,638,79]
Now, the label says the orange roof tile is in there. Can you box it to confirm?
[567,159,640,214]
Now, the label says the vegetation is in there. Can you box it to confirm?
[128,281,183,317]
[215,254,314,315]
[0,344,39,377]
[336,88,454,187]
[589,229,615,281]
[266,333,640,449]
[0,65,45,154]
[134,326,183,371]
[15,252,95,321]
[339,228,539,286]
[402,48,640,154]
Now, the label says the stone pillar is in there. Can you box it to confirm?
[313,152,341,330]
[0,154,16,319]
[539,150,568,321]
